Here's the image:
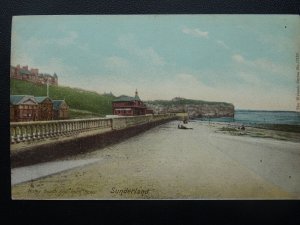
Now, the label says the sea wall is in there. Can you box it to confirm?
[10,114,176,168]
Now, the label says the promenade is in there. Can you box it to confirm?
[12,120,300,199]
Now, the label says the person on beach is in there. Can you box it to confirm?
[241,125,245,130]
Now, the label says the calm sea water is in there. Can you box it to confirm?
[198,110,300,125]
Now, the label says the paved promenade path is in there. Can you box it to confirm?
[12,121,300,199]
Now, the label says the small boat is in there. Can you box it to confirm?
[178,124,193,129]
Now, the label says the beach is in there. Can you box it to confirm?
[11,120,300,199]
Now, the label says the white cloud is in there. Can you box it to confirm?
[182,27,209,38]
[216,40,230,49]
[141,47,165,66]
[238,72,263,85]
[104,56,129,69]
[232,53,293,78]
[54,31,78,46]
[232,54,246,63]
[117,34,165,66]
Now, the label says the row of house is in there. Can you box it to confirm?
[10,65,58,86]
[10,95,69,122]
[112,90,153,116]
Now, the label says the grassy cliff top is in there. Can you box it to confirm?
[10,79,115,116]
[146,98,234,107]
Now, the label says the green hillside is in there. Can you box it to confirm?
[10,79,115,118]
[146,98,234,107]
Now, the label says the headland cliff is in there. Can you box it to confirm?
[146,97,234,118]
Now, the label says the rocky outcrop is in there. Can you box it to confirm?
[146,98,234,118]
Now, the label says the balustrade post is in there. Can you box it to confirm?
[26,125,32,141]
[52,123,57,137]
[49,123,54,137]
[39,124,44,139]
[15,126,21,143]
[70,122,74,134]
[10,126,16,144]
[62,123,66,135]
[66,123,69,134]
[21,126,27,142]
[56,123,60,136]
[70,122,73,133]
[67,122,70,134]
[58,122,63,135]
[74,121,78,132]
[36,124,40,140]
[31,125,36,141]
[64,123,67,135]
[44,124,49,138]
[42,124,47,138]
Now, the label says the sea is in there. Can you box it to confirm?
[197,110,300,126]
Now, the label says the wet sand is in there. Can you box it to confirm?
[11,121,300,199]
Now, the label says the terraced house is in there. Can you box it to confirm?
[10,95,39,122]
[35,96,53,121]
[53,100,69,120]
[10,95,69,122]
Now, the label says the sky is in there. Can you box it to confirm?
[11,15,300,110]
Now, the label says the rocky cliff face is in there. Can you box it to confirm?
[146,98,234,118]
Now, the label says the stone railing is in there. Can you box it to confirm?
[111,113,176,130]
[10,118,112,144]
[10,114,176,144]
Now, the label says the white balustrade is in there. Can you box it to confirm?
[10,114,176,144]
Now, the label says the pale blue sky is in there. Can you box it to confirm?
[11,15,300,110]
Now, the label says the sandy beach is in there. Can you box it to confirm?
[11,120,300,199]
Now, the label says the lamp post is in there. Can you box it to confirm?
[47,79,49,97]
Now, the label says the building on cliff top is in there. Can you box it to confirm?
[10,64,58,86]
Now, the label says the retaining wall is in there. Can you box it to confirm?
[11,116,175,168]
